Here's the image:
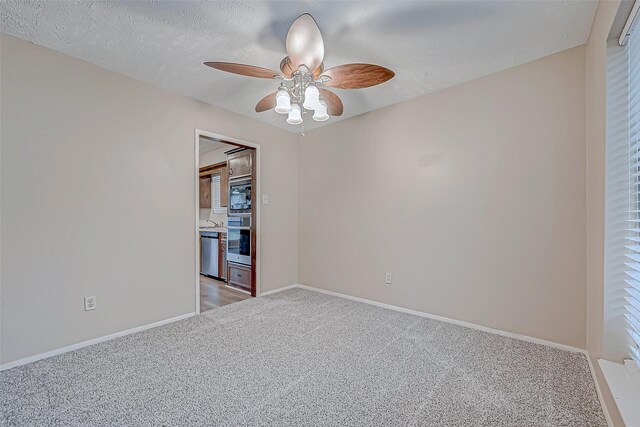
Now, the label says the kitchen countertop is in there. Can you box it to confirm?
[199,227,227,233]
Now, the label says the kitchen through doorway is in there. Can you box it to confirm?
[196,131,259,313]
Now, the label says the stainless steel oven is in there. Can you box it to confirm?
[228,177,252,216]
[227,216,251,265]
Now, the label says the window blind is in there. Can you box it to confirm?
[212,174,225,214]
[626,24,640,368]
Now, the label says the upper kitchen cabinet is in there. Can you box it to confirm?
[199,175,212,208]
[227,149,252,179]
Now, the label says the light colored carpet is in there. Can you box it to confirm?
[1,288,606,426]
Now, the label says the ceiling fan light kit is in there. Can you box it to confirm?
[204,13,395,128]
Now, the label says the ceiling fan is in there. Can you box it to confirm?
[204,13,395,127]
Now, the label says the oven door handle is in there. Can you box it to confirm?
[229,176,252,184]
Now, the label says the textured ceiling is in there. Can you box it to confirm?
[0,0,597,133]
[199,138,227,155]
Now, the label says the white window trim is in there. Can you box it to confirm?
[601,4,640,426]
[598,359,640,427]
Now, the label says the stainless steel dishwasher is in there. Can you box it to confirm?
[200,231,218,277]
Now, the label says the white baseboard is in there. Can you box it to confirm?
[0,312,195,371]
[259,284,299,297]
[294,284,586,354]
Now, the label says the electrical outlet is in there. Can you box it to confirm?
[385,273,392,284]
[84,296,97,311]
[262,194,269,205]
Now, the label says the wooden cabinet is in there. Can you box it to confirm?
[227,262,251,292]
[227,149,252,179]
[199,175,211,208]
[219,164,228,207]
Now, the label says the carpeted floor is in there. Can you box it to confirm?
[1,288,606,426]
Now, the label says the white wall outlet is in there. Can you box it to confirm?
[84,296,97,311]
[262,194,269,205]
[385,273,392,284]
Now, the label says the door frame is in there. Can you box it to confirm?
[194,129,262,314]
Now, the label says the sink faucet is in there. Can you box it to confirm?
[206,219,221,227]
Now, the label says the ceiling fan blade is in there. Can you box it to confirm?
[313,63,324,79]
[319,88,343,116]
[204,62,281,79]
[322,64,395,89]
[255,92,277,112]
[286,14,324,73]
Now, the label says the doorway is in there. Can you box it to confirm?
[195,130,261,314]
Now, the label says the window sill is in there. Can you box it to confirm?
[598,359,640,427]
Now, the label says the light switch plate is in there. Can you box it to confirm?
[84,296,97,311]
[385,273,392,284]
[262,194,269,205]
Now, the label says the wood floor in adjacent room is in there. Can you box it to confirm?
[199,275,250,312]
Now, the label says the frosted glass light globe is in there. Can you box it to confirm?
[275,90,292,114]
[303,85,321,110]
[312,100,329,121]
[287,104,303,125]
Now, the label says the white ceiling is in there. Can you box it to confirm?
[0,1,597,133]
[199,138,227,155]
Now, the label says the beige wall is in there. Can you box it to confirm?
[0,34,298,364]
[586,1,625,425]
[299,46,587,349]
